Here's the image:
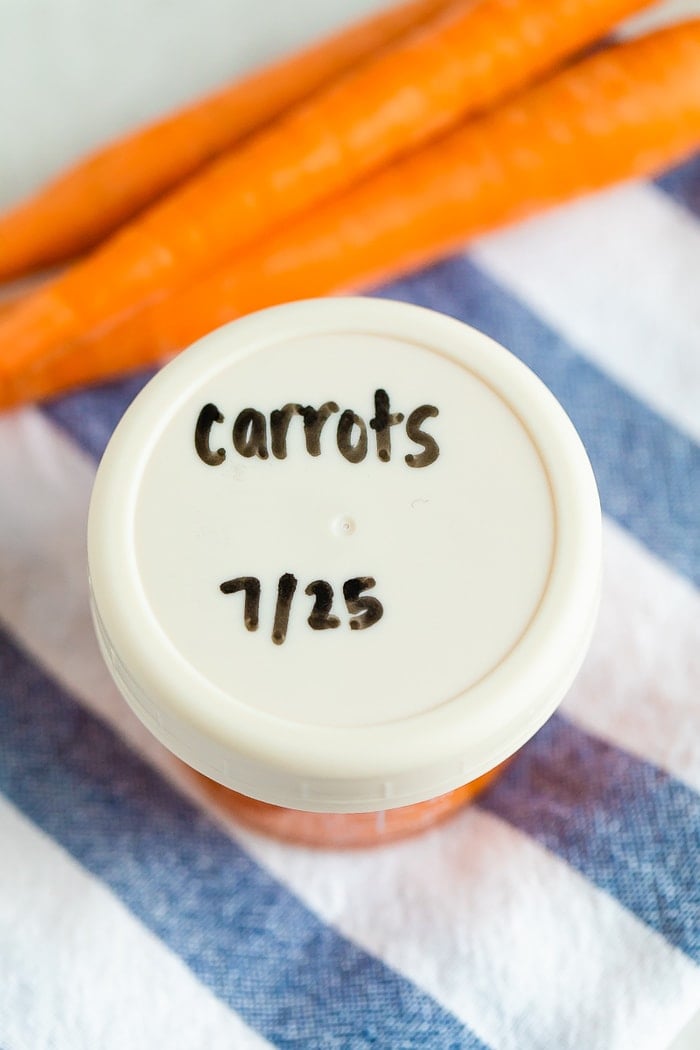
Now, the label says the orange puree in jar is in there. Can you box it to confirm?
[193,764,508,848]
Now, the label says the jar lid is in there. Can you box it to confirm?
[88,298,601,812]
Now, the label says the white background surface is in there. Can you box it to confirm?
[2,0,700,1046]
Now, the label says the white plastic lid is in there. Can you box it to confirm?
[88,298,601,812]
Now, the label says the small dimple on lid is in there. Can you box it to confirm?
[88,298,601,812]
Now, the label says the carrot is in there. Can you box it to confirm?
[0,270,54,318]
[0,0,454,281]
[0,0,653,390]
[7,18,698,410]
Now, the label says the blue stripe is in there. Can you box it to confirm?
[478,714,700,963]
[44,256,700,589]
[0,628,486,1050]
[657,153,700,218]
[375,257,700,588]
[44,369,156,462]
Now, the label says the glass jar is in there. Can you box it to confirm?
[88,298,601,847]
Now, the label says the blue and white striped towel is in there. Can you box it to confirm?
[1,2,699,1047]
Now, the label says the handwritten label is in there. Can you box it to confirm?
[195,389,440,468]
[220,575,383,645]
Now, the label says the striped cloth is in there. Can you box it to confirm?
[2,9,700,1050]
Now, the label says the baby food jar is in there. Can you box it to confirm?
[88,298,601,848]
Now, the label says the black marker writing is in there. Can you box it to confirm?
[232,408,269,460]
[343,577,383,630]
[302,401,339,456]
[195,390,440,467]
[270,403,302,459]
[405,405,440,468]
[219,576,260,631]
[272,573,298,645]
[220,575,383,643]
[370,388,404,463]
[195,403,226,466]
[305,580,341,631]
[337,410,368,464]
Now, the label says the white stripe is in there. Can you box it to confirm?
[564,518,700,791]
[471,182,700,442]
[235,809,700,1050]
[3,410,700,1048]
[0,796,270,1050]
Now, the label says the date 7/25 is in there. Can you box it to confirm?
[220,575,383,645]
